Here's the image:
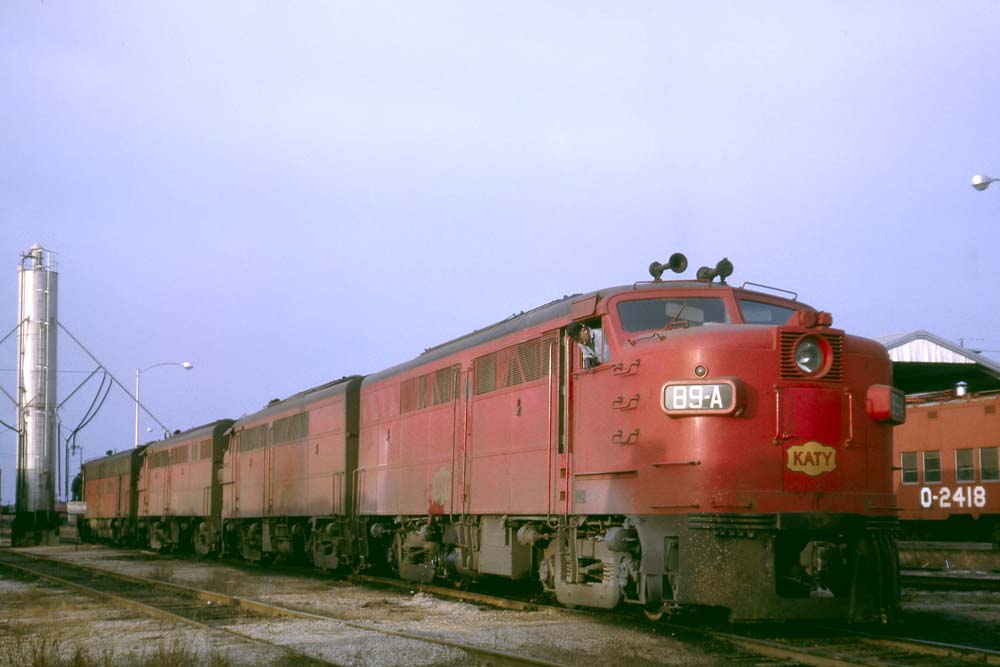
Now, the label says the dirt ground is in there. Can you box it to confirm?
[0,544,725,667]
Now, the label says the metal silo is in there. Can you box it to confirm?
[13,244,60,546]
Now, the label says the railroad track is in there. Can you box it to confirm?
[7,546,999,667]
[0,549,568,667]
[901,572,1000,591]
[702,626,1000,667]
[321,567,1000,667]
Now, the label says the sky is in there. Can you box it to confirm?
[1,2,999,505]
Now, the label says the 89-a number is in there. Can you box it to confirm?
[669,384,725,410]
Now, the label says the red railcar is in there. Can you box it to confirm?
[355,260,904,621]
[893,391,1000,546]
[136,420,233,553]
[78,256,905,622]
[79,447,145,544]
[221,377,361,567]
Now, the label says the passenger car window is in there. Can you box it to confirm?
[981,447,999,482]
[617,298,729,332]
[923,451,941,484]
[900,452,918,484]
[955,448,975,482]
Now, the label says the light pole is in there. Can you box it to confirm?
[971,174,999,191]
[134,361,193,447]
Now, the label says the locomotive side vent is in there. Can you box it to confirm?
[474,352,497,395]
[780,332,844,382]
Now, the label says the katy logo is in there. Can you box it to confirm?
[786,441,837,476]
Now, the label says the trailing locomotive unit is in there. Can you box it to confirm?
[137,420,234,553]
[79,447,145,544]
[357,255,904,621]
[220,377,362,568]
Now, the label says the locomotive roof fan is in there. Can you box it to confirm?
[697,257,734,284]
[648,253,688,281]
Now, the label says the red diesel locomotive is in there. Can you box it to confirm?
[138,420,233,554]
[80,255,905,622]
[894,391,1000,546]
[79,448,144,544]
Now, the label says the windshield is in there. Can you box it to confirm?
[617,297,730,332]
[738,299,797,325]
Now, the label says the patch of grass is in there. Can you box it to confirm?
[0,633,234,667]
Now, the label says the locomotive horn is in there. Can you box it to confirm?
[696,257,734,284]
[648,253,688,281]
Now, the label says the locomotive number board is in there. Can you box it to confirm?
[662,380,739,416]
[919,485,988,510]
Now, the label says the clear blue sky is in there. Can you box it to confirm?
[2,3,999,504]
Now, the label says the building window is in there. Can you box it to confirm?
[981,447,999,482]
[923,451,941,484]
[900,452,918,484]
[955,448,975,482]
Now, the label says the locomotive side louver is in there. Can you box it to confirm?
[780,331,844,382]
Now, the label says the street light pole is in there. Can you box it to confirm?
[971,174,999,191]
[134,361,193,448]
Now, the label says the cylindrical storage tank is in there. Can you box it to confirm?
[14,244,60,546]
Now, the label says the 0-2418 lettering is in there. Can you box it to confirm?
[919,485,987,509]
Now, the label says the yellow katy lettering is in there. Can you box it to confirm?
[786,442,837,476]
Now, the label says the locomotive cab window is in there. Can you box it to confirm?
[738,300,796,325]
[900,452,918,484]
[923,450,942,484]
[568,319,606,369]
[617,297,729,332]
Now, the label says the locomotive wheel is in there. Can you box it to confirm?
[193,522,213,557]
[643,573,665,621]
[643,607,664,622]
[387,533,402,576]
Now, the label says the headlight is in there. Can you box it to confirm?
[794,336,825,375]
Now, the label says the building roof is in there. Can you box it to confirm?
[878,329,1000,394]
